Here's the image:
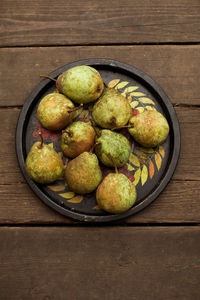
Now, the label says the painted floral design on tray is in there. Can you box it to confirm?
[33,78,165,207]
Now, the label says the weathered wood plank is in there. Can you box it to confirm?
[0,227,200,299]
[0,107,199,223]
[0,180,199,224]
[0,0,200,46]
[0,45,200,106]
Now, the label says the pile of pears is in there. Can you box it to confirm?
[26,65,169,215]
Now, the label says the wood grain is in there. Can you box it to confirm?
[0,0,200,46]
[0,106,199,223]
[0,45,200,107]
[0,227,200,299]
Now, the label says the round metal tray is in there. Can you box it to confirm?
[16,58,180,222]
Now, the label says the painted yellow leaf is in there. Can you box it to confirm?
[129,153,140,167]
[133,168,141,186]
[121,86,139,96]
[73,107,83,119]
[145,106,156,111]
[139,147,154,153]
[130,101,139,108]
[133,149,148,164]
[155,152,162,171]
[107,79,120,88]
[139,97,155,105]
[67,196,83,203]
[93,205,101,210]
[59,192,75,199]
[136,107,145,114]
[49,143,54,148]
[48,185,65,192]
[115,81,129,89]
[141,165,148,186]
[159,145,165,158]
[127,163,135,171]
[149,160,154,179]
[130,92,146,97]
[79,109,89,119]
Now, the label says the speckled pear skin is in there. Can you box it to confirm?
[56,65,104,104]
[65,152,102,194]
[128,110,169,147]
[37,93,75,131]
[95,130,131,168]
[96,173,137,214]
[92,88,132,129]
[25,142,64,184]
[60,121,95,158]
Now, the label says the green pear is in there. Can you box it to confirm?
[65,152,102,194]
[128,110,169,147]
[95,129,131,168]
[96,167,137,214]
[60,121,95,158]
[56,65,104,104]
[25,135,64,184]
[37,92,76,131]
[92,88,132,129]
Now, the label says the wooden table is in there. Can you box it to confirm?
[0,1,200,299]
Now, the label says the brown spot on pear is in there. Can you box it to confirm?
[128,110,169,147]
[25,135,64,184]
[56,65,104,104]
[65,152,102,194]
[37,92,75,131]
[60,121,95,158]
[95,129,131,168]
[96,172,137,214]
[92,88,132,129]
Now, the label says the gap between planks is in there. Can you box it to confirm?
[0,223,199,227]
[1,42,200,49]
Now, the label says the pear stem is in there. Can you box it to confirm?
[108,153,118,174]
[103,81,108,88]
[62,130,73,138]
[38,132,44,149]
[111,125,133,131]
[68,104,83,113]
[89,117,101,138]
[40,75,57,82]
[90,141,101,153]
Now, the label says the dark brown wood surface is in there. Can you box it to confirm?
[0,46,200,106]
[0,0,200,299]
[0,0,200,46]
[1,227,200,300]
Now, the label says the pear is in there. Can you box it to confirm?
[95,129,131,168]
[65,152,102,194]
[92,88,132,129]
[56,65,104,104]
[60,121,95,158]
[37,92,78,131]
[25,133,64,184]
[96,156,137,214]
[128,110,169,147]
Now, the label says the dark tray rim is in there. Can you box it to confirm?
[16,58,181,223]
